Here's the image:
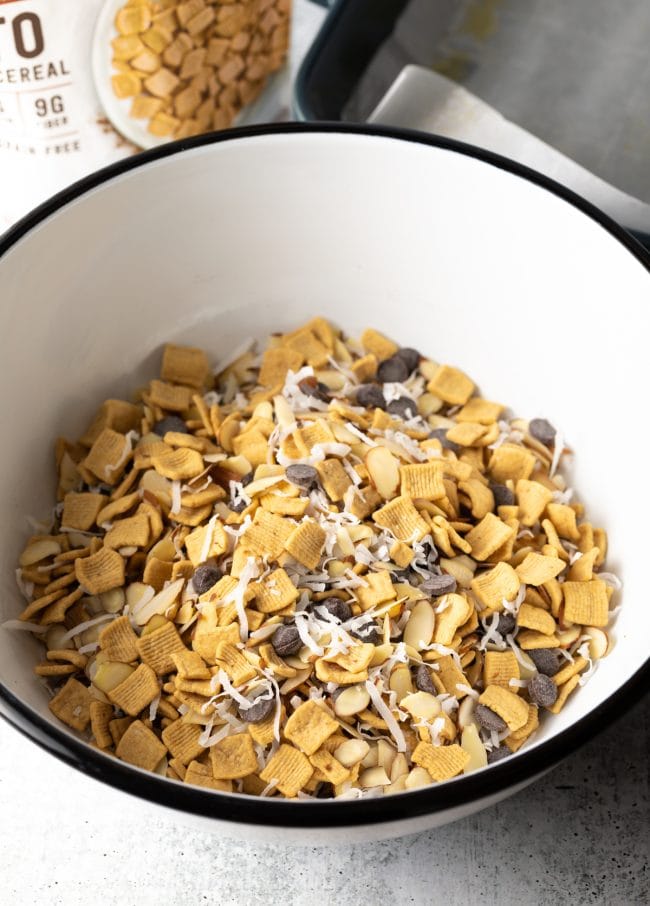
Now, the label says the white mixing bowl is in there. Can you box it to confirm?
[0,124,648,843]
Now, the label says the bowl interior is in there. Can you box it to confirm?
[1,128,648,782]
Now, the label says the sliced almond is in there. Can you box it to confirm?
[359,765,390,788]
[334,738,370,768]
[402,599,435,650]
[132,577,184,626]
[93,661,135,694]
[333,684,370,718]
[584,626,609,659]
[461,722,487,772]
[400,691,441,721]
[404,766,432,789]
[365,446,400,500]
[388,663,414,702]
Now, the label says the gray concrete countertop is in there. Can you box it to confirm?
[1,693,647,906]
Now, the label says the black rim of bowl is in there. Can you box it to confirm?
[1,122,648,829]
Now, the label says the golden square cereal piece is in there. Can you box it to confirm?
[543,578,563,619]
[111,71,141,98]
[252,568,299,614]
[148,112,180,138]
[328,642,375,674]
[104,513,151,550]
[48,677,92,732]
[351,354,378,382]
[489,443,536,483]
[412,742,470,781]
[186,5,216,35]
[314,660,369,685]
[426,365,475,406]
[399,463,445,501]
[111,34,144,60]
[204,574,239,604]
[483,650,520,690]
[355,570,396,611]
[284,700,339,755]
[161,343,210,389]
[184,519,227,567]
[98,615,139,663]
[516,479,554,527]
[168,757,186,781]
[115,5,151,34]
[283,327,330,368]
[436,654,469,698]
[360,328,398,361]
[232,428,269,466]
[293,421,336,457]
[505,703,539,751]
[546,674,580,714]
[116,720,166,771]
[75,547,125,595]
[95,490,140,526]
[515,552,565,586]
[478,685,528,732]
[176,0,205,27]
[489,517,519,562]
[171,559,194,582]
[284,521,326,570]
[259,643,297,679]
[170,503,213,527]
[80,399,141,447]
[136,621,186,675]
[433,593,472,645]
[184,761,233,792]
[372,495,430,542]
[309,748,350,786]
[248,704,284,747]
[516,603,557,635]
[593,527,607,566]
[108,663,160,716]
[61,492,104,531]
[348,486,382,521]
[317,459,352,502]
[131,49,161,73]
[304,317,336,351]
[172,650,210,681]
[260,743,314,797]
[109,715,133,747]
[465,513,515,562]
[161,719,205,765]
[39,586,85,626]
[259,347,303,388]
[89,700,114,749]
[142,556,173,591]
[390,540,413,568]
[545,503,580,541]
[562,579,609,627]
[260,494,309,517]
[458,479,494,520]
[151,446,204,480]
[567,548,599,582]
[517,630,561,650]
[210,732,258,780]
[552,656,589,688]
[240,510,292,560]
[143,66,180,99]
[141,25,173,54]
[148,380,192,413]
[455,398,503,424]
[214,642,257,685]
[446,421,491,447]
[83,428,130,485]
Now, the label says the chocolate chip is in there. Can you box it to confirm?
[356,384,386,410]
[529,418,556,447]
[421,541,439,566]
[428,428,461,454]
[229,498,248,513]
[528,672,559,708]
[377,355,410,383]
[487,746,511,765]
[496,613,516,636]
[529,648,563,677]
[474,704,508,732]
[298,377,330,403]
[238,694,276,724]
[191,564,221,595]
[415,664,437,695]
[387,397,417,420]
[395,347,420,374]
[315,782,335,799]
[271,623,303,658]
[285,464,319,490]
[350,620,381,644]
[420,573,457,596]
[491,483,515,508]
[153,415,189,436]
[313,597,351,622]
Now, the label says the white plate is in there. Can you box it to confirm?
[90,0,300,150]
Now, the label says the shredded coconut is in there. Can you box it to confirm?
[365,680,406,752]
